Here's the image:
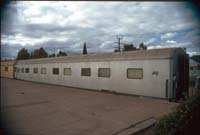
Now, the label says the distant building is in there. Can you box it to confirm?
[189,59,200,78]
[189,59,200,96]
[0,60,16,79]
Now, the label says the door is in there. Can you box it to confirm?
[176,55,189,100]
[14,66,17,79]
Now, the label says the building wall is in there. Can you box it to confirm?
[0,61,15,79]
[15,59,170,99]
[170,49,189,100]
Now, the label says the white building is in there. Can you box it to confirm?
[15,48,189,101]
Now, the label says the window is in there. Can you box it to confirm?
[33,68,38,74]
[17,68,20,73]
[25,68,29,73]
[41,68,46,74]
[64,68,71,76]
[5,66,8,71]
[53,68,59,75]
[81,68,91,76]
[127,68,143,79]
[22,68,24,73]
[98,68,110,78]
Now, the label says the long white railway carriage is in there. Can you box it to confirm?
[14,48,189,101]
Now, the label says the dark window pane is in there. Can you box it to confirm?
[22,68,24,73]
[33,68,38,74]
[17,68,20,73]
[25,68,29,73]
[81,68,91,76]
[53,68,59,75]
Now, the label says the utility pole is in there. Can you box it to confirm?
[114,35,123,52]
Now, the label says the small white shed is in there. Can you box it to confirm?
[15,48,189,100]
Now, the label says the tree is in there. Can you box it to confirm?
[83,42,87,55]
[139,42,147,50]
[30,51,34,59]
[114,49,120,52]
[16,48,30,60]
[123,44,136,51]
[191,55,200,63]
[32,47,48,59]
[49,53,56,57]
[57,51,67,57]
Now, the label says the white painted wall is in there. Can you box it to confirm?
[15,59,170,99]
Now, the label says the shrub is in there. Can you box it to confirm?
[155,94,200,135]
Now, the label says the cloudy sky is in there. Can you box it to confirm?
[1,1,200,59]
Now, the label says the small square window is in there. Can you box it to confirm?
[64,68,71,76]
[25,68,29,73]
[53,68,59,75]
[33,68,38,74]
[5,66,8,71]
[98,68,110,78]
[22,68,24,73]
[127,68,143,79]
[41,68,46,74]
[81,68,91,76]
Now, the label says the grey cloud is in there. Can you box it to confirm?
[1,1,200,59]
[1,44,23,59]
[23,24,72,38]
[1,3,20,35]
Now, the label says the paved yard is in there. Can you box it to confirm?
[1,78,177,135]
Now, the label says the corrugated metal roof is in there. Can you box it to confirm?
[16,48,185,65]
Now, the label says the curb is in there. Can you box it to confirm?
[114,117,157,135]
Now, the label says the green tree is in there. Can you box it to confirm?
[191,55,200,63]
[83,42,87,55]
[16,48,30,60]
[123,44,136,51]
[49,53,56,57]
[139,42,147,50]
[32,47,48,59]
[57,51,67,57]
